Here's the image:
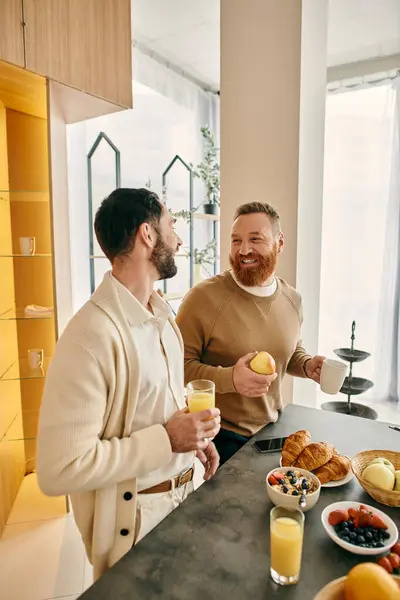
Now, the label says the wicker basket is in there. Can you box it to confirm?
[352,450,400,507]
[314,575,400,599]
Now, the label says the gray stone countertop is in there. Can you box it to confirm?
[81,404,400,600]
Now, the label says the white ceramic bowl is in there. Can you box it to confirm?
[266,466,321,512]
[321,501,398,556]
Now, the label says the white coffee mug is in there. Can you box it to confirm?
[19,236,36,256]
[28,348,44,369]
[320,359,348,395]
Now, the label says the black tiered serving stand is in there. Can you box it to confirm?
[321,321,378,420]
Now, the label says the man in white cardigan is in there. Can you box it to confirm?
[37,188,221,580]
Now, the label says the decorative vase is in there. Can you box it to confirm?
[193,263,205,285]
[203,202,219,215]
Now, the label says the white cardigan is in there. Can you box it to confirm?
[37,273,178,579]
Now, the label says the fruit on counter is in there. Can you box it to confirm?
[343,563,400,600]
[249,351,276,375]
[378,556,395,574]
[388,553,400,572]
[394,471,400,492]
[392,542,400,556]
[369,457,396,474]
[363,462,396,491]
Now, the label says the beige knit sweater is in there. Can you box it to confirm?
[37,274,176,579]
[176,271,311,436]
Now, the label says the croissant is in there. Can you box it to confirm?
[294,442,334,471]
[314,455,351,485]
[281,430,311,466]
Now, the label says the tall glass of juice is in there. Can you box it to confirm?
[270,506,304,586]
[187,380,215,413]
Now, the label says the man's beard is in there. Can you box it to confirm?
[229,245,278,287]
[151,232,178,280]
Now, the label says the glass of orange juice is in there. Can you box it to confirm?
[187,380,215,413]
[270,506,304,586]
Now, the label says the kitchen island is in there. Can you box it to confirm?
[81,404,400,599]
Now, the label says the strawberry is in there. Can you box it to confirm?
[273,472,285,482]
[348,508,358,520]
[268,475,279,486]
[328,510,349,527]
[392,542,400,557]
[378,557,393,574]
[358,510,374,528]
[388,553,400,572]
[370,513,388,530]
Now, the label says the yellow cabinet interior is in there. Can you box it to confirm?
[0,60,60,533]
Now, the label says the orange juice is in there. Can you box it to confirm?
[270,517,303,578]
[187,392,215,413]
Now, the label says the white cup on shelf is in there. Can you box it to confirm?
[19,237,36,256]
[28,348,44,369]
[320,359,348,395]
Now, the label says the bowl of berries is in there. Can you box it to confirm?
[321,501,398,556]
[266,467,321,512]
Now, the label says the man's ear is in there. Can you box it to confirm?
[138,222,154,249]
[278,231,284,254]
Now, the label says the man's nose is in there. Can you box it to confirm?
[239,241,251,255]
[176,233,183,248]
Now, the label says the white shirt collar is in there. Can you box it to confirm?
[110,273,170,327]
[231,271,277,297]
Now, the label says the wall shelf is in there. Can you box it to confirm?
[193,212,220,222]
[0,307,54,321]
[0,358,51,382]
[0,191,49,202]
[0,254,52,258]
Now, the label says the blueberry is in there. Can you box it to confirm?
[365,531,373,541]
[356,535,365,545]
[301,479,309,490]
[292,490,299,496]
[355,528,363,535]
[342,536,350,543]
[282,485,289,494]
[290,477,297,485]
[341,522,349,529]
[287,471,294,477]
[342,528,350,537]
[382,531,390,540]
[349,532,357,542]
[376,541,385,548]
[347,521,354,530]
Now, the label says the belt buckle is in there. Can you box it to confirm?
[177,467,192,488]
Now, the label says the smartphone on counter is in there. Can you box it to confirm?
[254,437,287,454]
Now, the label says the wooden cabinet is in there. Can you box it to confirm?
[0,0,25,68]
[24,0,132,108]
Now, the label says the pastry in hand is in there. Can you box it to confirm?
[281,430,311,467]
[294,442,334,471]
[314,454,351,484]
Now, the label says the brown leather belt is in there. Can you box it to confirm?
[138,466,194,494]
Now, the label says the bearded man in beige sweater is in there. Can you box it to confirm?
[37,188,221,580]
[176,202,324,466]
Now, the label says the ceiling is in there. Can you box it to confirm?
[131,0,400,92]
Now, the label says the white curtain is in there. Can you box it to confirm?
[318,81,397,407]
[374,79,400,403]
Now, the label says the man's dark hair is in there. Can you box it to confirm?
[234,201,281,231]
[94,188,163,261]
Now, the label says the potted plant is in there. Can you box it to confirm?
[191,126,220,215]
[190,239,218,284]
